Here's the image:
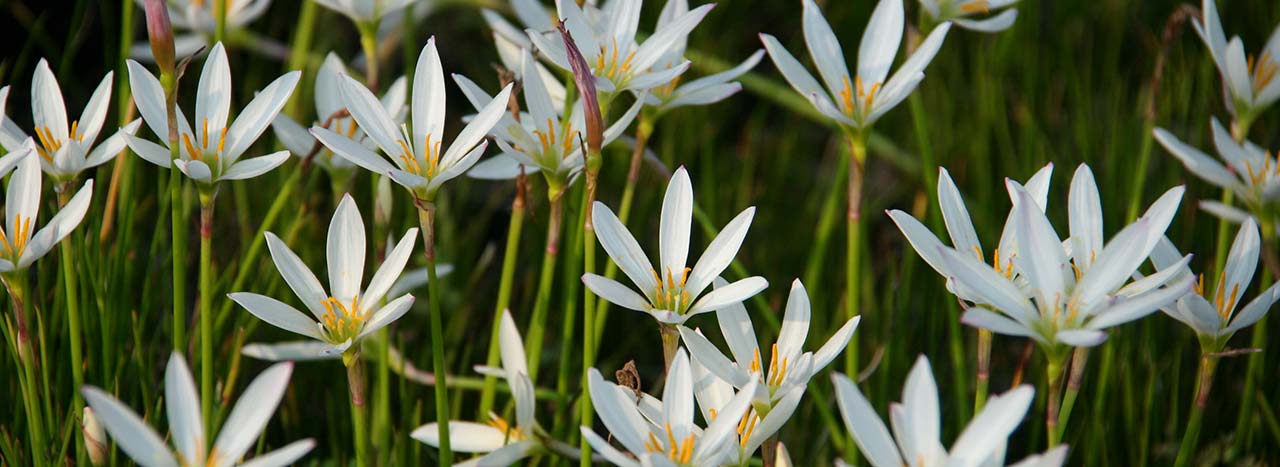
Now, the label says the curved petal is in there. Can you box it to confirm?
[81,387,178,467]
[264,231,330,319]
[223,71,300,162]
[358,294,415,338]
[21,178,93,268]
[210,362,294,467]
[687,276,768,316]
[857,0,905,85]
[237,439,316,467]
[412,38,447,158]
[832,373,903,467]
[327,194,366,304]
[362,228,418,306]
[801,0,852,97]
[685,206,756,298]
[311,126,396,174]
[31,60,70,142]
[659,167,694,278]
[583,273,650,311]
[592,202,659,297]
[219,150,289,180]
[196,43,232,150]
[165,354,205,466]
[228,292,323,339]
[241,341,338,361]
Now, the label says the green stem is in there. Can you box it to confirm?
[1046,348,1068,448]
[974,329,992,413]
[844,131,866,379]
[1056,347,1090,441]
[525,195,563,384]
[478,185,526,418]
[347,354,369,467]
[358,22,380,92]
[1174,354,1218,467]
[214,0,227,43]
[416,201,451,466]
[802,141,850,302]
[580,155,602,467]
[198,193,216,433]
[56,189,86,465]
[1231,219,1273,457]
[164,68,188,355]
[283,0,319,116]
[6,273,46,467]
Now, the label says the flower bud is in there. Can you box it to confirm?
[374,174,393,228]
[83,407,108,466]
[557,21,602,155]
[144,0,176,75]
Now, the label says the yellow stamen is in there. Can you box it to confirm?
[960,0,990,14]
[840,76,856,114]
[183,133,201,161]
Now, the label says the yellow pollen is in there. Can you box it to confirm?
[749,347,761,373]
[69,120,80,141]
[679,434,694,464]
[202,118,209,149]
[183,133,202,161]
[840,76,856,114]
[0,215,33,259]
[1249,51,1277,94]
[738,411,759,447]
[646,431,663,453]
[960,0,990,14]
[1194,273,1205,296]
[1221,283,1241,319]
[665,424,678,458]
[217,127,228,155]
[320,295,364,338]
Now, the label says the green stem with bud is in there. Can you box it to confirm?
[1174,354,1218,467]
[415,199,451,466]
[198,191,216,433]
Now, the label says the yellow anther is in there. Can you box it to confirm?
[1194,273,1205,296]
[69,120,80,141]
[183,133,202,161]
[960,0,990,14]
[678,434,694,463]
[840,76,856,114]
[202,118,209,149]
[647,431,663,453]
[665,424,678,458]
[1221,283,1241,319]
[1250,51,1277,94]
[749,347,761,373]
[0,215,33,258]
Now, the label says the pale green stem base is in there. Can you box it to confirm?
[417,203,452,466]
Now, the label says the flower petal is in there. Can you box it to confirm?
[196,43,232,150]
[219,150,290,180]
[264,231,330,319]
[237,439,316,467]
[832,373,903,467]
[358,294,416,338]
[583,273,650,311]
[327,194,366,304]
[362,228,418,306]
[685,206,756,298]
[228,292,323,339]
[223,71,300,162]
[165,354,205,466]
[412,38,446,157]
[857,0,905,86]
[592,202,659,298]
[81,386,179,467]
[659,167,694,279]
[241,341,338,361]
[211,362,294,467]
[687,276,768,316]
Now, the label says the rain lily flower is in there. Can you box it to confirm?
[125,42,300,188]
[230,193,418,361]
[0,60,141,183]
[637,0,764,115]
[0,87,34,177]
[272,53,407,176]
[580,348,759,467]
[888,164,1053,304]
[680,279,859,407]
[832,356,1066,467]
[919,0,1018,32]
[582,166,767,326]
[0,149,94,274]
[80,352,315,467]
[760,0,951,130]
[688,347,804,465]
[311,37,513,199]
[130,0,273,62]
[937,165,1193,349]
[1154,118,1280,224]
[525,0,714,96]
[1149,217,1280,352]
[455,50,644,189]
[411,309,558,466]
[314,0,416,24]
[1193,0,1280,124]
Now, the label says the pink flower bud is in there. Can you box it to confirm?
[557,21,602,155]
[144,0,176,75]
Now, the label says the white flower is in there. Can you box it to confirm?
[311,37,513,198]
[1193,0,1280,120]
[125,42,300,186]
[272,53,408,175]
[80,352,314,467]
[937,165,1192,348]
[1154,118,1280,217]
[687,353,802,465]
[888,164,1053,305]
[525,0,713,96]
[832,356,1066,467]
[0,149,94,273]
[129,0,273,62]
[583,166,767,326]
[455,50,643,185]
[760,0,951,130]
[314,0,415,24]
[0,60,141,183]
[680,279,859,407]
[581,349,759,467]
[920,0,1018,32]
[230,193,418,358]
[410,309,543,466]
[1149,217,1280,348]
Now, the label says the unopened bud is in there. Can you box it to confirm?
[557,21,602,155]
[144,0,176,75]
[83,407,108,466]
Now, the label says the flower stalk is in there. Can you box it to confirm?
[974,328,992,412]
[1055,347,1091,441]
[844,130,867,378]
[1174,354,1219,467]
[358,21,379,92]
[347,351,369,467]
[56,186,87,465]
[478,172,527,418]
[4,273,46,467]
[198,190,217,430]
[414,198,451,466]
[524,192,563,383]
[1045,347,1069,448]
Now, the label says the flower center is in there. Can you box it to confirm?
[0,215,33,260]
[395,133,442,178]
[839,75,881,118]
[645,423,696,464]
[735,410,760,449]
[973,246,1016,280]
[486,412,525,442]
[749,343,791,390]
[595,38,637,82]
[959,0,990,15]
[33,122,86,162]
[320,295,364,343]
[531,117,580,160]
[1196,274,1242,321]
[182,118,228,168]
[650,266,693,313]
[1241,153,1280,187]
[1249,50,1277,95]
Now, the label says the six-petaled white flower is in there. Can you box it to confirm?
[581,348,759,467]
[832,356,1067,467]
[0,148,94,274]
[583,166,767,326]
[1149,217,1280,351]
[1154,118,1280,224]
[0,60,141,183]
[761,0,951,130]
[1193,0,1280,122]
[455,50,644,188]
[687,349,804,465]
[311,37,513,199]
[938,165,1192,349]
[125,42,300,187]
[273,53,408,176]
[230,193,418,359]
[80,352,315,467]
[681,279,859,408]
